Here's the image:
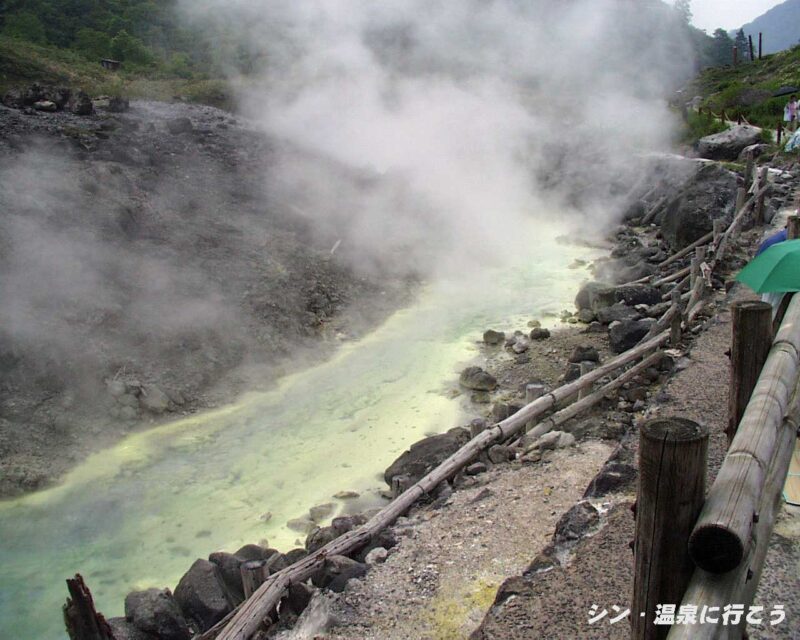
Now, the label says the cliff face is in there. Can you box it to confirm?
[740,0,800,55]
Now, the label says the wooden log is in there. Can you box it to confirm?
[670,290,683,347]
[653,265,691,288]
[667,382,799,640]
[526,352,663,443]
[63,575,115,640]
[577,362,596,400]
[525,384,546,432]
[727,301,773,446]
[690,256,701,289]
[642,196,668,226]
[660,274,691,302]
[657,232,713,270]
[240,561,269,600]
[712,219,725,245]
[645,299,680,341]
[744,153,755,192]
[688,295,800,573]
[684,275,706,323]
[714,182,771,265]
[632,418,709,640]
[753,167,769,225]
[734,187,746,214]
[787,215,800,240]
[210,332,671,640]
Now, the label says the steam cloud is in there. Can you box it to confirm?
[181,0,695,276]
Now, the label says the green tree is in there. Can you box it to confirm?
[711,28,734,66]
[674,0,692,25]
[110,29,152,65]
[3,11,47,44]
[75,27,111,60]
[734,28,751,63]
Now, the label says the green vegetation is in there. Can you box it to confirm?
[681,109,726,143]
[685,45,800,129]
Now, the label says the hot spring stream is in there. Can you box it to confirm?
[0,223,598,639]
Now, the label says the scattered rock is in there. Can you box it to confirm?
[529,327,550,341]
[583,462,637,498]
[286,582,314,616]
[311,555,367,593]
[124,588,192,640]
[488,444,513,464]
[576,308,595,323]
[306,526,338,553]
[612,284,661,307]
[483,329,505,346]
[609,319,653,353]
[287,517,316,534]
[511,336,530,354]
[167,117,193,134]
[139,385,170,414]
[596,303,641,325]
[107,618,156,640]
[33,100,57,112]
[553,501,600,544]
[575,282,616,313]
[333,490,360,500]
[309,503,335,522]
[207,552,244,603]
[173,559,233,632]
[568,346,599,364]
[459,366,498,391]
[697,124,763,161]
[71,91,93,116]
[384,429,470,485]
[364,547,389,566]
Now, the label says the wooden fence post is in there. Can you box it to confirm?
[748,35,755,62]
[241,560,269,600]
[787,215,800,240]
[632,418,709,640]
[734,187,746,214]
[525,384,546,432]
[753,166,769,225]
[727,301,773,445]
[577,362,596,400]
[758,32,763,60]
[670,290,682,347]
[744,152,755,192]
[733,45,738,66]
[777,122,782,145]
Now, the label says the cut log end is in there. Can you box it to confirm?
[641,418,710,444]
[689,525,746,574]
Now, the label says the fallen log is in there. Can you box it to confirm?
[657,231,713,270]
[207,333,671,640]
[688,295,800,573]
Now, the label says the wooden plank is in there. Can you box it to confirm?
[784,439,800,506]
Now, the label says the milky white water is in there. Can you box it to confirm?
[0,219,599,639]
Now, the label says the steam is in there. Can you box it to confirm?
[182,0,694,277]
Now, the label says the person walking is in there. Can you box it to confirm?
[786,94,798,133]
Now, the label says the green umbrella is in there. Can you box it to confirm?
[736,238,800,293]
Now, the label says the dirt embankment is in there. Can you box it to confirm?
[0,95,413,498]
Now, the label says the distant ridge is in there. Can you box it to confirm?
[739,0,800,54]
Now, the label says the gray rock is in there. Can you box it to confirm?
[119,406,139,420]
[661,164,737,250]
[564,362,581,382]
[568,345,599,364]
[140,385,170,413]
[71,91,93,116]
[488,444,513,464]
[584,463,637,498]
[309,503,335,522]
[234,544,267,562]
[285,548,309,564]
[576,308,595,323]
[529,327,550,340]
[311,555,367,592]
[737,143,769,161]
[575,282,616,312]
[609,319,653,353]
[613,284,661,307]
[384,429,470,485]
[173,559,233,632]
[167,117,193,134]
[553,501,600,544]
[286,582,314,616]
[483,329,505,345]
[287,517,316,534]
[471,391,491,404]
[511,336,530,354]
[34,100,57,112]
[306,526,338,553]
[124,588,192,640]
[364,547,389,565]
[107,618,157,640]
[697,125,763,161]
[459,366,498,391]
[596,303,641,325]
[208,552,244,603]
[331,514,367,535]
[465,462,487,477]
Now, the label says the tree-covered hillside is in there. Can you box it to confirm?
[0,0,205,75]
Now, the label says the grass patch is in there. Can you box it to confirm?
[0,35,233,110]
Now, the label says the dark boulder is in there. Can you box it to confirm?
[613,284,661,307]
[234,544,267,562]
[661,164,737,250]
[553,501,600,544]
[124,588,192,640]
[167,117,193,134]
[2,88,24,109]
[173,559,233,632]
[483,329,505,345]
[609,319,654,353]
[583,462,637,498]
[208,552,244,604]
[529,327,550,340]
[354,529,397,563]
[311,555,367,592]
[568,345,599,364]
[575,282,616,312]
[266,552,289,573]
[459,366,497,391]
[71,91,94,116]
[107,618,157,640]
[108,96,130,112]
[697,125,763,161]
[331,514,367,535]
[384,429,470,485]
[285,548,308,564]
[286,582,314,616]
[596,303,640,325]
[306,525,338,553]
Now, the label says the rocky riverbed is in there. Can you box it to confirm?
[91,148,800,639]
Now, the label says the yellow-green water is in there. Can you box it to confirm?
[0,222,596,639]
